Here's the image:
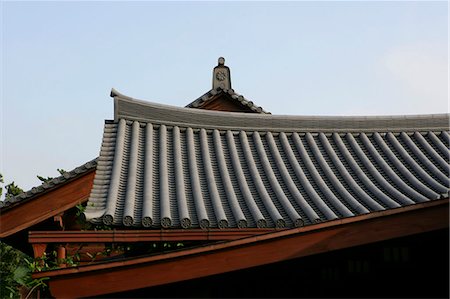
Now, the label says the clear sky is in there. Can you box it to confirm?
[1,1,448,195]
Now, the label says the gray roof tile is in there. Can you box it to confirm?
[83,94,450,229]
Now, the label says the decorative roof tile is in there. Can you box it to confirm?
[83,94,450,229]
[185,57,269,114]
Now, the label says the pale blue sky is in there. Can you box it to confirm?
[1,1,448,194]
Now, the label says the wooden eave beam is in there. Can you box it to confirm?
[29,229,278,243]
[33,199,448,299]
[0,171,95,238]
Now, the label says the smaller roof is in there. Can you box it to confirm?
[0,159,97,210]
[185,86,270,114]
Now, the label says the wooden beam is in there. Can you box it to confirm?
[34,200,448,298]
[0,171,95,238]
[29,229,278,243]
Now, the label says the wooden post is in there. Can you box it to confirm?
[56,246,67,268]
[32,243,47,268]
[53,213,65,230]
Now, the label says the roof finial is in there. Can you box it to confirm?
[213,57,231,90]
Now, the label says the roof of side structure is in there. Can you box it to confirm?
[0,158,97,210]
[83,92,450,229]
[185,86,271,114]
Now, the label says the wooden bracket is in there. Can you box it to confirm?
[32,243,47,259]
[54,213,65,230]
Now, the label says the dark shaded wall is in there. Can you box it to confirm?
[96,228,449,298]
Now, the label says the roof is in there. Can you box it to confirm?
[0,158,98,210]
[83,91,450,229]
[184,86,271,114]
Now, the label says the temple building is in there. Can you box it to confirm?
[1,58,449,298]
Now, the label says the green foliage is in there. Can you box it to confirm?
[0,242,25,298]
[75,203,112,231]
[0,168,67,297]
[75,203,86,217]
[0,242,48,299]
[4,182,23,200]
[0,168,68,199]
[1,243,86,298]
[57,168,66,175]
[0,173,3,198]
[116,241,187,258]
[37,168,67,183]
[36,175,52,183]
[13,266,29,286]
[1,240,189,298]
[0,173,23,200]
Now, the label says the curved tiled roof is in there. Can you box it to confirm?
[184,87,270,114]
[0,159,98,210]
[83,93,450,229]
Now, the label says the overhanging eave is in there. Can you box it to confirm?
[34,199,449,298]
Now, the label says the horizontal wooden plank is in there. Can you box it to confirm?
[29,228,277,243]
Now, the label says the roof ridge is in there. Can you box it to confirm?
[110,91,450,132]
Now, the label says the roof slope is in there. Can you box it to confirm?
[84,92,450,229]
